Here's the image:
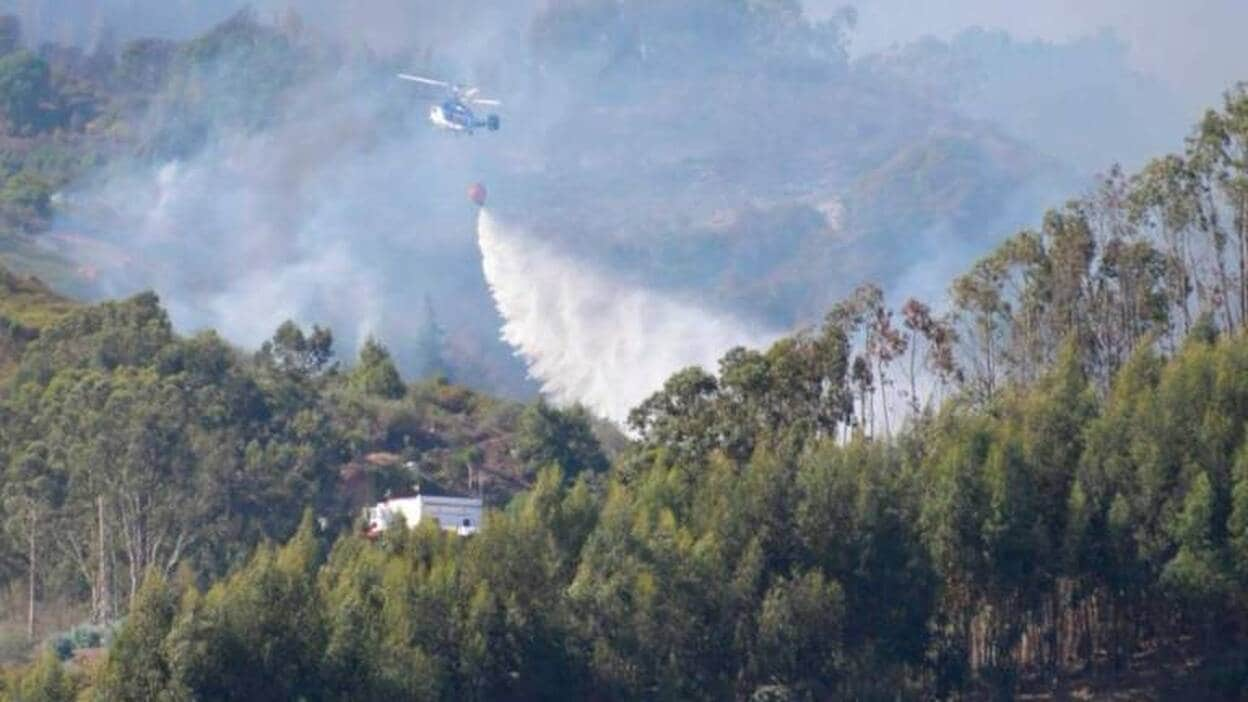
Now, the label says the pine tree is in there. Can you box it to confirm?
[350,336,406,399]
[414,295,451,380]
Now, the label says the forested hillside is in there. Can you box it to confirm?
[0,287,610,677]
[0,4,1088,403]
[80,333,1248,700]
[17,302,1248,700]
[2,86,1246,700]
[0,2,1245,699]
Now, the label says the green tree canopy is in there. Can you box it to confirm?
[516,400,608,478]
[349,336,405,400]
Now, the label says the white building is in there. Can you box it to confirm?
[364,494,483,537]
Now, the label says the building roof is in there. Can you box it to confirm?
[381,494,483,507]
[415,494,483,506]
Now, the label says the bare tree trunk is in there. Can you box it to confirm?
[1239,194,1247,329]
[868,387,875,437]
[27,507,36,640]
[109,540,120,619]
[116,488,189,609]
[118,489,145,610]
[162,532,188,576]
[877,357,891,438]
[908,330,920,414]
[1214,229,1235,331]
[984,324,996,403]
[96,494,112,622]
[1181,233,1194,335]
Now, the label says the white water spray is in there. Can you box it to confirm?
[477,209,781,422]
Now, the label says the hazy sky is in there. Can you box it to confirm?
[11,1,1244,110]
[808,0,1248,110]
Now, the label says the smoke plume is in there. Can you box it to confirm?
[16,2,1241,419]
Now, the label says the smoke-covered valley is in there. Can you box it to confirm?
[3,1,1235,419]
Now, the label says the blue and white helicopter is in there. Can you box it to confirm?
[397,73,501,134]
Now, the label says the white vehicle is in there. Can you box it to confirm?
[364,494,483,537]
[397,73,502,134]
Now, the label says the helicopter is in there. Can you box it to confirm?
[397,73,502,134]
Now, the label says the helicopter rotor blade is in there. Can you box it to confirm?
[471,98,502,106]
[397,73,450,87]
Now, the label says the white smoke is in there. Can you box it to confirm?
[59,123,394,351]
[477,209,781,422]
[51,63,529,387]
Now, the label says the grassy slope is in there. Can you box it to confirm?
[0,261,77,328]
[0,263,77,384]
